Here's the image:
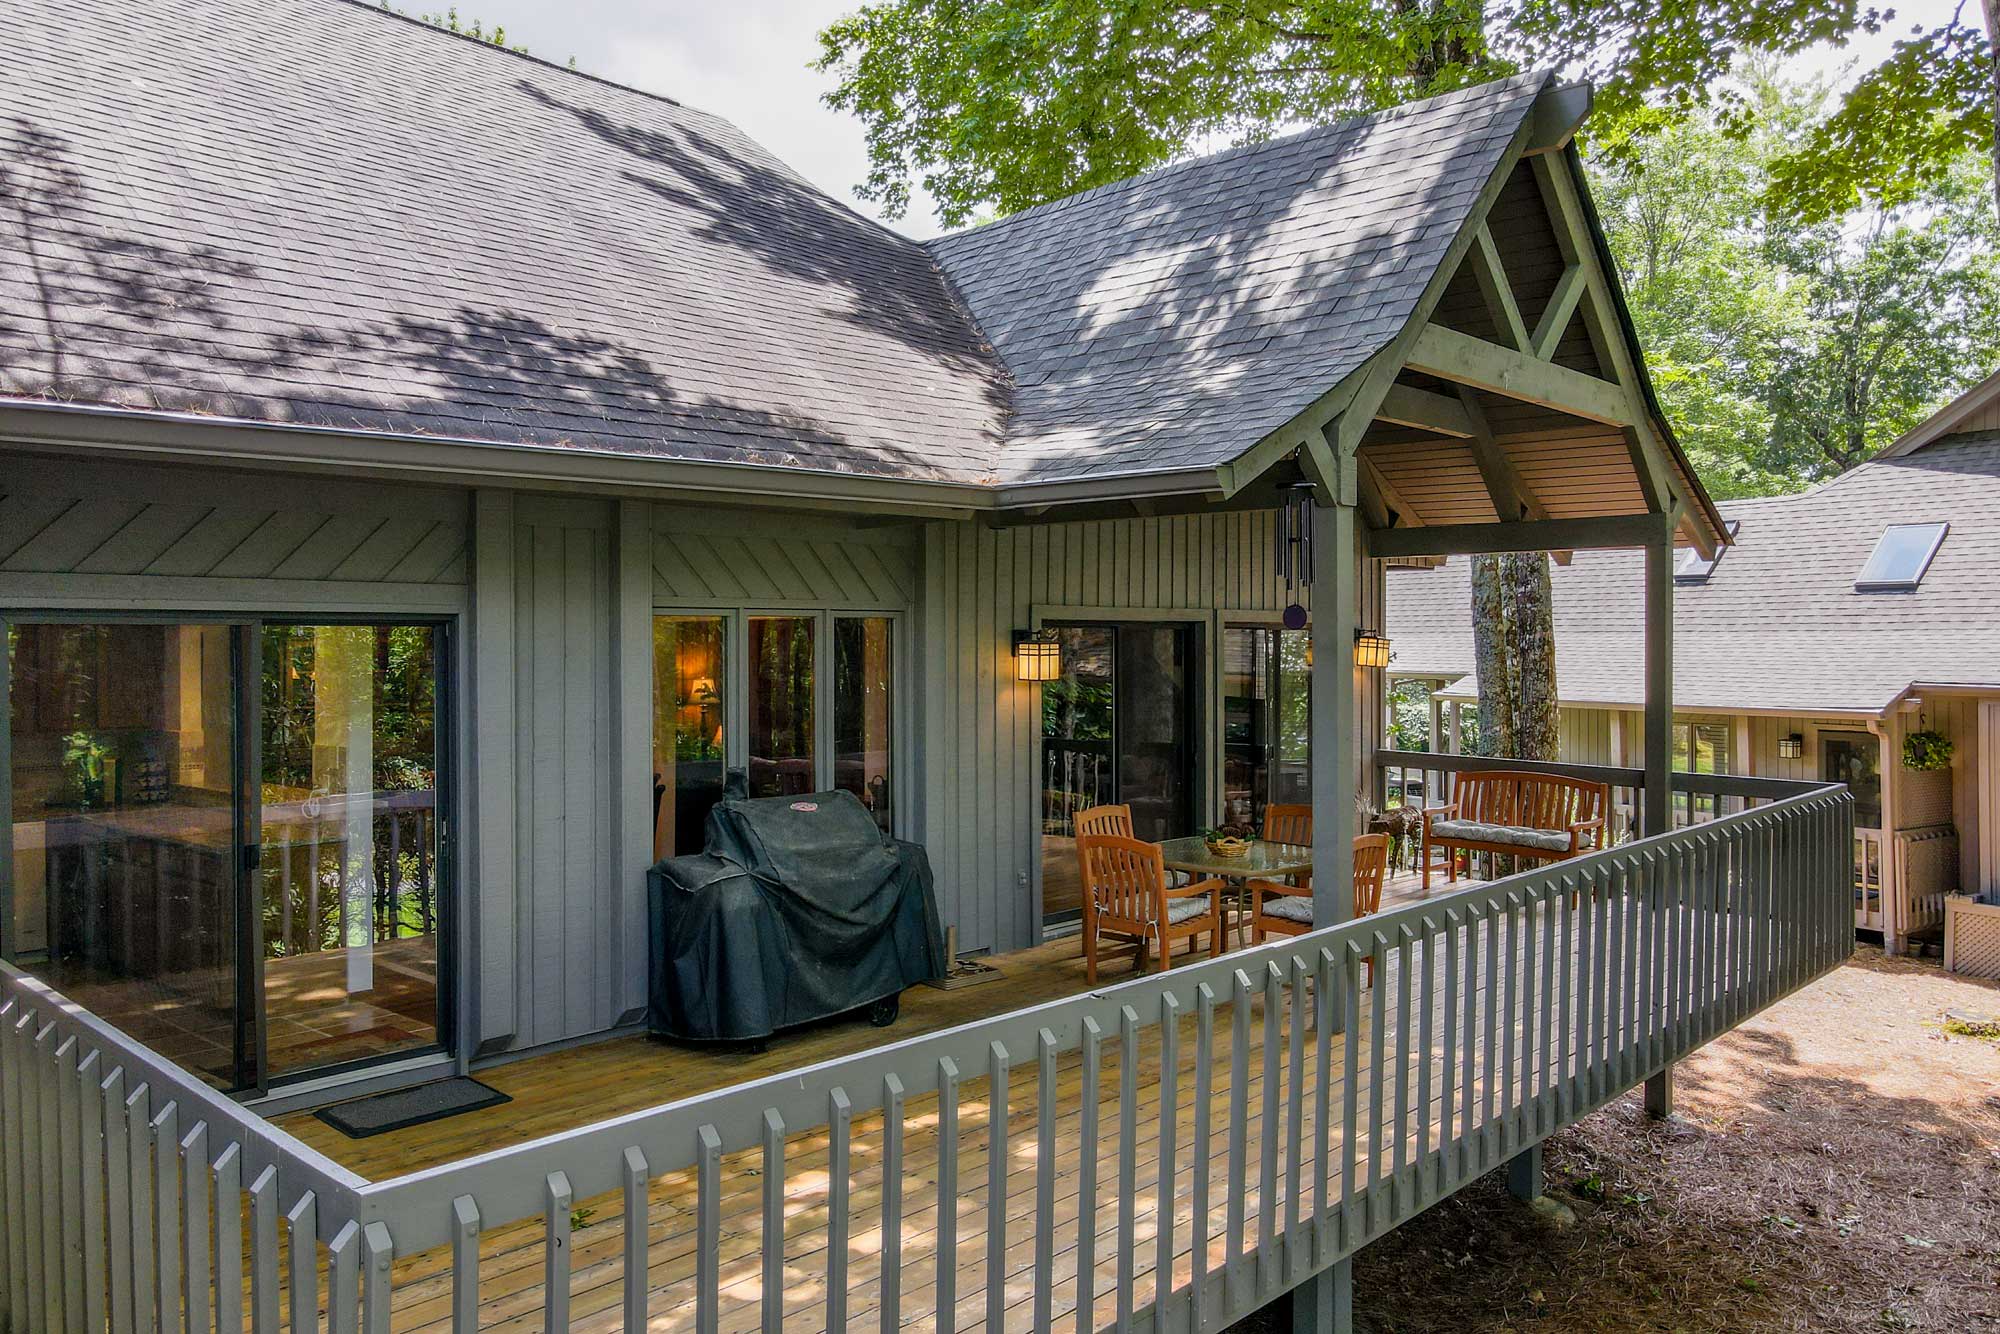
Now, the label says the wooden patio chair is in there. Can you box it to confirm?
[1247,836,1392,981]
[1073,803,1134,840]
[1076,833,1227,983]
[1263,803,1311,847]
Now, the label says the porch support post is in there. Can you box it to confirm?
[1311,500,1358,931]
[1642,528,1673,838]
[1290,1257,1352,1333]
[1505,1142,1544,1201]
[1644,1063,1674,1120]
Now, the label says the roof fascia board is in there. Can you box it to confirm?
[1522,82,1592,156]
[0,400,994,518]
[1881,366,2000,458]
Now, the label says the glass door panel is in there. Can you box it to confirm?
[7,622,245,1088]
[833,616,894,833]
[258,624,440,1080]
[747,616,816,797]
[653,616,727,859]
[1220,626,1311,831]
[1114,625,1196,842]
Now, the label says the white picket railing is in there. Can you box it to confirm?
[0,779,1853,1333]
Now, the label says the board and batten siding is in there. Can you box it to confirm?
[918,509,1385,958]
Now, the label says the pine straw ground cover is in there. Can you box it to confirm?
[1237,947,2000,1332]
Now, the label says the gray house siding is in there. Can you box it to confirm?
[919,510,1385,957]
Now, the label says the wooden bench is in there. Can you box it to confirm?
[1422,770,1609,891]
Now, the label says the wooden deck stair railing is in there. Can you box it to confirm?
[0,781,1854,1334]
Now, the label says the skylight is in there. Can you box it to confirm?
[1675,519,1741,583]
[1855,522,1948,590]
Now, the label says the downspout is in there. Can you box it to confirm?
[1867,715,1901,954]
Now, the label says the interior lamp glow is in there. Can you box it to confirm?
[1013,630,1062,682]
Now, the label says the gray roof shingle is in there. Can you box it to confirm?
[0,0,1547,490]
[1386,432,2000,714]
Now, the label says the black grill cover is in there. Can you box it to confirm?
[646,779,946,1042]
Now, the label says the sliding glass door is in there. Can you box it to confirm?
[257,624,444,1080]
[4,615,449,1092]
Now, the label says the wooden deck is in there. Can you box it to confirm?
[272,867,1521,1332]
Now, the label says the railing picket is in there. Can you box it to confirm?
[212,1141,242,1334]
[121,1081,152,1334]
[57,1036,82,1334]
[326,1219,360,1334]
[286,1193,317,1334]
[1157,992,1182,1331]
[936,1056,959,1334]
[249,1167,280,1334]
[1498,896,1520,1160]
[1282,960,1305,1272]
[695,1123,721,1334]
[362,1221,393,1334]
[760,1110,784,1333]
[1365,929,1389,1232]
[881,1075,905,1334]
[1225,969,1251,1307]
[1257,961,1282,1294]
[1187,987,1213,1326]
[0,1005,23,1334]
[621,1146,649,1332]
[1479,908,1499,1171]
[449,1195,480,1334]
[544,1170,574,1334]
[77,1051,105,1334]
[1439,914,1461,1193]
[1392,926,1415,1213]
[149,1101,177,1334]
[98,1067,131,1334]
[1620,856,1642,1091]
[1338,943,1362,1253]
[179,1122,210,1334]
[1115,1010,1138,1329]
[827,1089,853,1332]
[1537,887,1557,1135]
[1034,1030,1058,1333]
[986,1040,1009,1334]
[1311,950,1334,1256]
[1415,924,1437,1207]
[1076,1017,1102,1334]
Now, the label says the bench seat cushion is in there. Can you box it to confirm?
[1260,894,1315,924]
[1428,818,1573,855]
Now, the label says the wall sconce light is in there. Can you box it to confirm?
[1013,630,1062,682]
[1778,733,1804,759]
[1354,630,1393,670]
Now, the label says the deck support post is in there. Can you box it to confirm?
[1290,1257,1352,1333]
[1505,1142,1544,1201]
[1644,1065,1674,1119]
[1642,526,1673,837]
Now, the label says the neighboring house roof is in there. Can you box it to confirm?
[1386,431,2000,715]
[0,0,1548,497]
[1880,366,2000,459]
[927,74,1545,485]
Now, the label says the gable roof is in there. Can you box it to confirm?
[1386,432,2000,715]
[1880,366,2000,459]
[0,0,1557,501]
[928,74,1549,486]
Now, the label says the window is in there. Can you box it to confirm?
[747,616,816,797]
[1220,625,1310,830]
[1672,719,1730,826]
[1855,522,1947,590]
[1675,520,1740,583]
[652,616,727,859]
[833,616,894,832]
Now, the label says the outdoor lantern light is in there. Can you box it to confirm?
[1354,631,1393,670]
[1778,733,1804,759]
[1013,630,1062,682]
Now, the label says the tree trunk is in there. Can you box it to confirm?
[1505,552,1560,762]
[1470,551,1559,763]
[1985,0,2000,222]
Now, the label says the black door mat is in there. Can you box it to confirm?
[315,1077,510,1139]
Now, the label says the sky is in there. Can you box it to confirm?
[435,0,1972,242]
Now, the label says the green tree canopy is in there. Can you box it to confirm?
[817,1,1996,228]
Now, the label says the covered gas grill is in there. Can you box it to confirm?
[646,773,946,1043]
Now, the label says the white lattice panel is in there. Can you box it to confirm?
[1945,897,2000,979]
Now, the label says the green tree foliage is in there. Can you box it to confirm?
[816,1,1994,228]
[1596,73,2000,493]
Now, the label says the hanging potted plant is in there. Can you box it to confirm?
[1903,728,1954,772]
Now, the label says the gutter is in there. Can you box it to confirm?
[0,399,1233,518]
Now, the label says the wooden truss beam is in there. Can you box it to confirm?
[1531,264,1586,361]
[1369,512,1672,558]
[1468,223,1531,352]
[1373,383,1474,438]
[1405,322,1633,426]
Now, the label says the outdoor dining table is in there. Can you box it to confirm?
[1156,835,1314,947]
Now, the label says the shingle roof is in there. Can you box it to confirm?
[929,74,1548,484]
[1386,432,2000,714]
[0,0,1548,490]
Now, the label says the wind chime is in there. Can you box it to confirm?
[1275,481,1315,630]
